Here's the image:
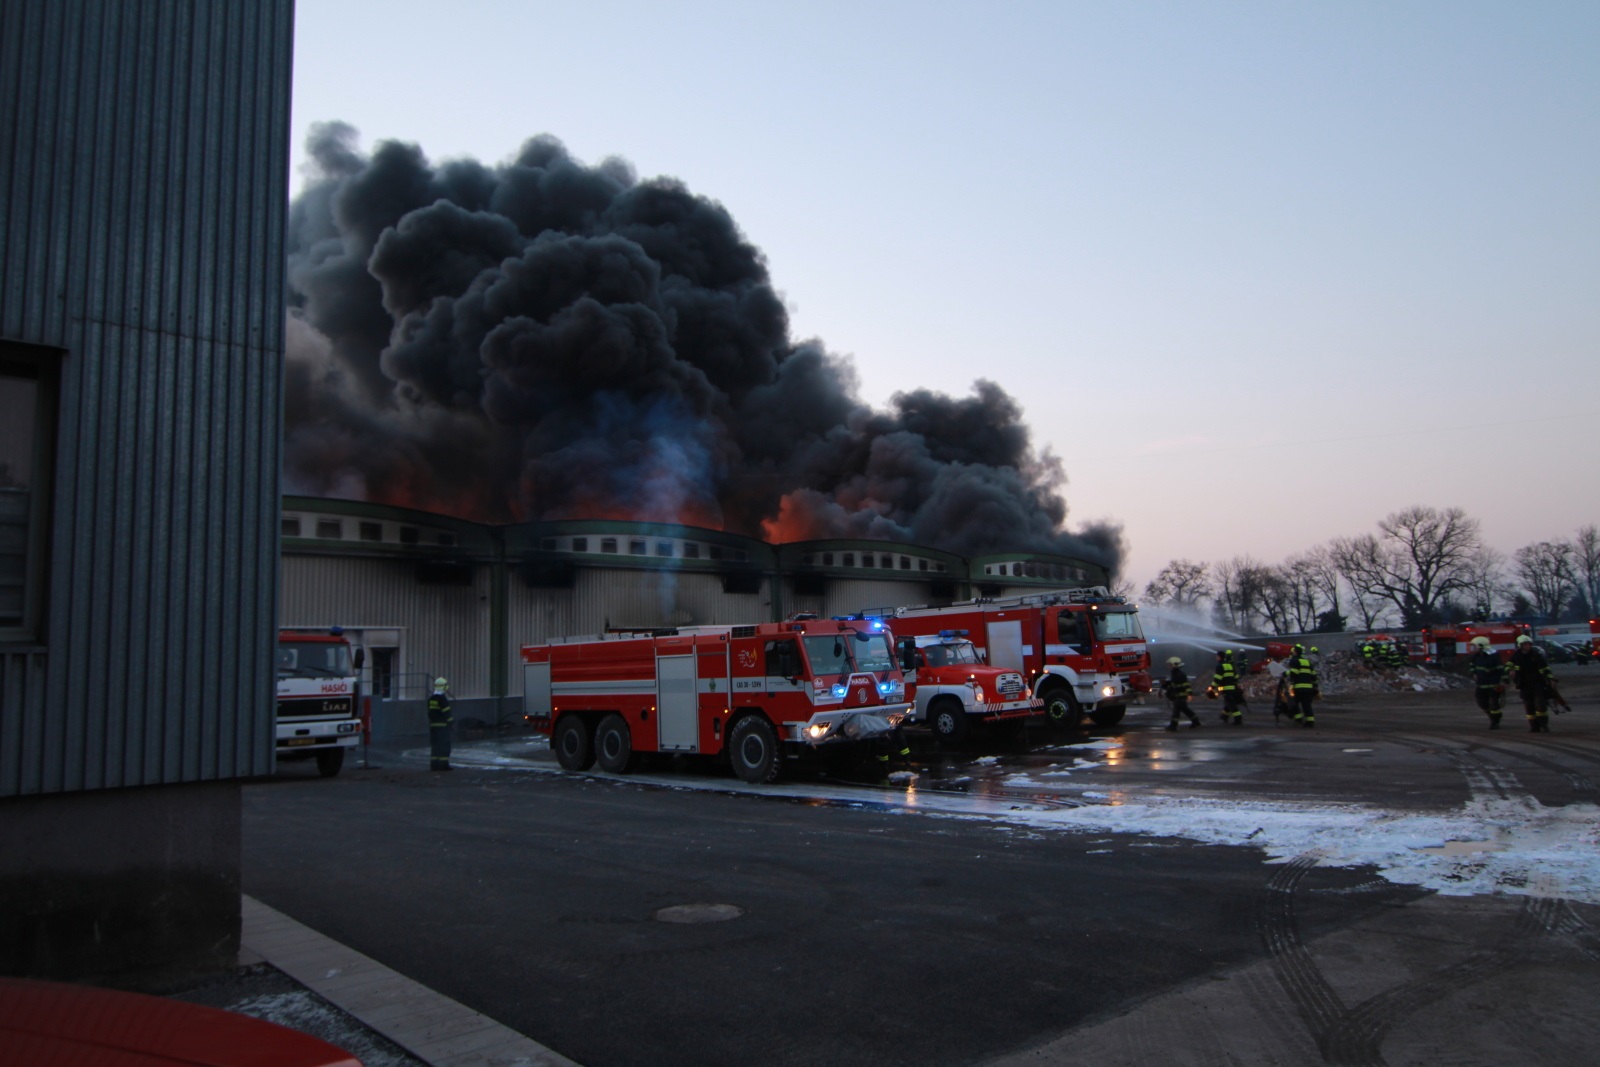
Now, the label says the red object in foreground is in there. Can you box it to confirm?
[0,978,362,1067]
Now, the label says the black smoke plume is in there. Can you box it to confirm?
[284,124,1123,569]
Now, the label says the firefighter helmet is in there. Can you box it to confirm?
[1309,646,1319,654]
[1516,635,1532,646]
[1470,636,1491,649]
[1166,656,1183,667]
[434,676,449,688]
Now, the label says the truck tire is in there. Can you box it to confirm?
[315,748,345,777]
[1041,685,1084,730]
[928,696,970,745]
[552,715,596,771]
[1089,705,1126,727]
[594,713,635,774]
[728,715,782,784]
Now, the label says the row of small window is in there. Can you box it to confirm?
[536,536,750,562]
[984,561,1090,581]
[282,516,456,547]
[800,551,947,573]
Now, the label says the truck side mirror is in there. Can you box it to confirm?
[353,647,366,670]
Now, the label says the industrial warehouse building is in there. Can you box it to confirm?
[280,495,1113,735]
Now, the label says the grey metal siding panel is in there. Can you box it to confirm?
[821,579,933,619]
[281,556,493,701]
[0,0,293,797]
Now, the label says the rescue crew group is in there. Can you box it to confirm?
[1162,635,1566,734]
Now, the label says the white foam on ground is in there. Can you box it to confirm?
[439,741,1600,902]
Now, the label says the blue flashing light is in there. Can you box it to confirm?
[938,629,969,639]
[831,683,848,698]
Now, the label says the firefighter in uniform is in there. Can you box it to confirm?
[1467,635,1505,729]
[875,723,911,779]
[1212,649,1243,725]
[1285,644,1318,728]
[1359,640,1375,668]
[427,677,454,770]
[1162,656,1201,731]
[1508,635,1555,733]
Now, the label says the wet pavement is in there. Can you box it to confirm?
[239,665,1600,1066]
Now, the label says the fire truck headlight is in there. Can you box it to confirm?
[974,687,985,703]
[1101,684,1116,698]
[806,722,831,740]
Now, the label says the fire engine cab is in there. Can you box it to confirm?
[1418,622,1529,663]
[521,617,912,784]
[860,587,1150,729]
[276,628,365,777]
[889,629,1040,744]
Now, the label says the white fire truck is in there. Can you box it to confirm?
[861,588,1150,729]
[856,625,1039,743]
[521,617,912,784]
[276,628,365,777]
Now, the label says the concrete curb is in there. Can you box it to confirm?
[241,895,578,1067]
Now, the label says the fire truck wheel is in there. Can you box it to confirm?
[594,714,635,774]
[928,697,969,745]
[315,748,345,777]
[1089,705,1126,727]
[728,715,783,784]
[1041,686,1083,730]
[552,715,596,771]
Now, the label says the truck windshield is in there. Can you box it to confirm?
[924,641,981,667]
[278,641,352,678]
[1091,611,1144,641]
[802,635,852,679]
[852,634,897,674]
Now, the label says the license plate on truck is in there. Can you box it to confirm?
[284,738,315,747]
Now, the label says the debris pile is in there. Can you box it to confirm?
[1230,650,1470,700]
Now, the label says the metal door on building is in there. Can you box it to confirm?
[656,655,698,751]
[986,620,1025,672]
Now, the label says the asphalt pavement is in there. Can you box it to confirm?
[237,664,1600,1066]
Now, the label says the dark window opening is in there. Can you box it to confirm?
[437,532,456,547]
[683,542,700,559]
[0,342,60,640]
[316,520,343,539]
[656,541,673,558]
[600,538,617,554]
[572,537,588,552]
[359,522,382,542]
[281,517,301,538]
[630,540,647,556]
[708,545,724,560]
[399,526,419,545]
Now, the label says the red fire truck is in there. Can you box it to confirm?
[276,628,365,777]
[892,630,1041,744]
[1418,622,1528,664]
[860,587,1150,729]
[521,617,912,784]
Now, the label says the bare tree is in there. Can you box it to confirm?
[1514,540,1576,622]
[1143,559,1212,610]
[1329,507,1482,627]
[1573,524,1600,614]
[1460,545,1507,620]
[1328,534,1395,630]
[1212,556,1272,634]
[1257,567,1297,635]
[1303,545,1345,631]
[1110,575,1137,600]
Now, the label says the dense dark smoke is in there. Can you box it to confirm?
[284,124,1122,568]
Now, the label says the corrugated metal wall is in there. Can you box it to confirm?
[282,556,492,700]
[0,0,293,795]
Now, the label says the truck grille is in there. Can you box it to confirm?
[278,697,354,719]
[1111,653,1143,669]
[996,673,1025,697]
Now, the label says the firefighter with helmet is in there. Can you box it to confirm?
[1162,656,1201,731]
[428,677,454,770]
[1508,635,1556,733]
[1212,649,1243,725]
[1285,644,1319,728]
[1467,636,1506,729]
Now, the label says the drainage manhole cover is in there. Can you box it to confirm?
[653,903,744,924]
